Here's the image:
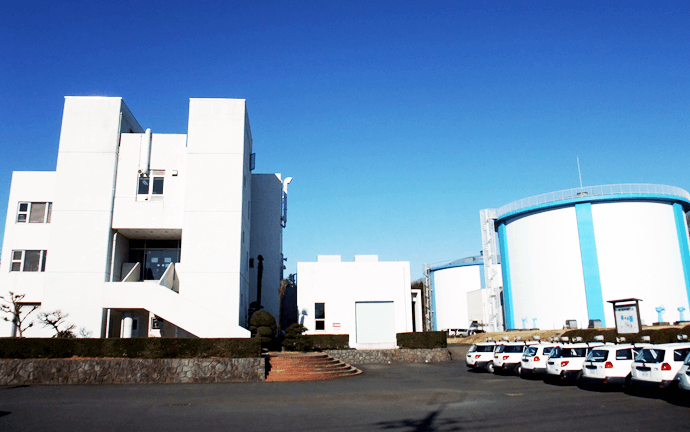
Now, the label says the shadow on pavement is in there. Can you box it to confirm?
[373,405,464,432]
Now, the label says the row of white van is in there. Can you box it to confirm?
[465,335,690,391]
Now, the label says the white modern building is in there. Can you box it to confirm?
[297,255,419,349]
[485,184,690,330]
[0,96,290,338]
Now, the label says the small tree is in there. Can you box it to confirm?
[38,310,76,338]
[0,291,39,337]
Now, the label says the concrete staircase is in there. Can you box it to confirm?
[265,352,362,382]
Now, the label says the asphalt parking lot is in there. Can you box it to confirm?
[1,346,688,432]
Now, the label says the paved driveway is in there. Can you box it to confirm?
[1,346,688,431]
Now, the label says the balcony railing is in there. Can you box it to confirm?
[496,184,690,218]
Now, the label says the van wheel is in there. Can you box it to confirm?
[624,374,631,388]
[516,365,522,376]
[486,363,495,374]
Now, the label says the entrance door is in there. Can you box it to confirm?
[355,301,395,349]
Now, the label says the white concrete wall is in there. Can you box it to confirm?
[505,206,589,330]
[297,257,412,349]
[112,133,186,230]
[249,174,284,323]
[592,201,690,325]
[0,172,55,302]
[0,172,57,337]
[432,265,482,330]
[41,97,134,337]
[181,98,250,331]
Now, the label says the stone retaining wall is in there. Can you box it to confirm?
[0,357,265,386]
[325,348,451,365]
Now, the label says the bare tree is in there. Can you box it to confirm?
[37,310,76,338]
[278,278,289,334]
[0,291,39,337]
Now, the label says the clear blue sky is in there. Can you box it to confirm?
[1,1,689,280]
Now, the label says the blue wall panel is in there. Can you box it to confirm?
[673,203,690,305]
[497,223,515,330]
[575,203,606,326]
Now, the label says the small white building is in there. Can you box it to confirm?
[297,255,419,349]
[0,96,290,338]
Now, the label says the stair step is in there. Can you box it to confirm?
[265,352,362,383]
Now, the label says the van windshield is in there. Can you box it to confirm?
[524,347,538,357]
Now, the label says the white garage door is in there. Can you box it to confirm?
[355,301,396,349]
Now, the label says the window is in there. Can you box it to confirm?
[315,303,325,330]
[675,348,690,362]
[137,171,165,201]
[615,349,633,360]
[10,250,47,272]
[138,177,150,195]
[152,177,164,195]
[17,202,52,223]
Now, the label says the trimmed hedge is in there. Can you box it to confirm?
[562,324,690,344]
[307,334,349,350]
[397,331,447,349]
[0,337,261,359]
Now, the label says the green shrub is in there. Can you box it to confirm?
[0,338,261,359]
[249,310,277,329]
[396,331,447,349]
[562,324,690,344]
[307,334,349,350]
[282,323,312,351]
[256,326,275,337]
[285,323,307,338]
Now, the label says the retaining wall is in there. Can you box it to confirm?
[325,348,451,365]
[0,357,265,386]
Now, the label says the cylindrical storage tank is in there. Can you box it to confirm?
[495,184,690,330]
[429,256,486,331]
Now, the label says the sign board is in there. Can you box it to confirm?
[613,303,641,334]
[333,323,341,328]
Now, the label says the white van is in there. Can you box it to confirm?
[520,343,558,377]
[492,342,537,375]
[545,342,605,381]
[466,341,499,371]
[580,343,649,387]
[630,343,690,389]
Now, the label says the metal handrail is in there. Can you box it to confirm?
[497,184,690,218]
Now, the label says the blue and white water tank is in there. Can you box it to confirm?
[427,255,501,331]
[490,184,690,330]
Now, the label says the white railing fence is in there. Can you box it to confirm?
[497,184,690,218]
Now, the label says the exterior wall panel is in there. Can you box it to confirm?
[505,206,589,330]
[432,265,481,330]
[592,201,690,326]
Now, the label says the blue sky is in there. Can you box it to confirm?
[1,1,689,279]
